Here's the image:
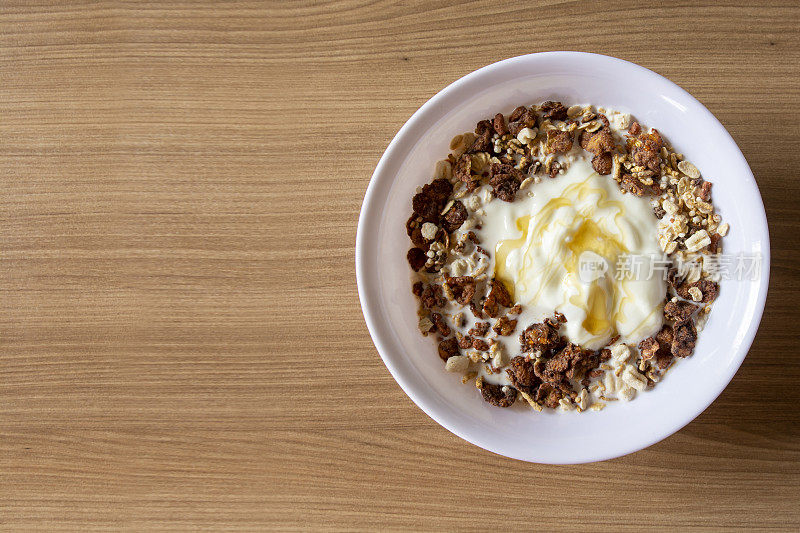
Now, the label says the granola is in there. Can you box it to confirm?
[406,101,726,411]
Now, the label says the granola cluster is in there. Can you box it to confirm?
[406,101,727,412]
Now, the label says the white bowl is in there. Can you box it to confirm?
[355,52,770,464]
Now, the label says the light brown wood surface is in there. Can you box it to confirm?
[1,1,798,530]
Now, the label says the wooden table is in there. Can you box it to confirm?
[1,1,798,530]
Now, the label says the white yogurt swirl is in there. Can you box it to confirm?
[480,157,665,350]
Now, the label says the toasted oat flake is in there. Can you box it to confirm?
[519,389,543,411]
[621,366,647,391]
[685,229,711,252]
[566,104,583,118]
[612,153,622,181]
[584,120,602,133]
[576,389,589,411]
[440,200,455,216]
[677,160,700,179]
[434,159,452,181]
[717,222,729,236]
[471,152,490,171]
[610,344,631,364]
[695,200,713,214]
[604,371,616,394]
[618,386,636,402]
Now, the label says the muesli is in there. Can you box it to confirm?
[406,101,726,411]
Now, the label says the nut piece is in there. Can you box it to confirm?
[445,355,470,373]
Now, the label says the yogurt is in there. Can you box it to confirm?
[479,157,665,350]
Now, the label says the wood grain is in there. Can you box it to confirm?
[1,1,798,530]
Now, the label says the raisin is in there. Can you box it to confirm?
[407,248,427,271]
[412,281,423,297]
[698,181,713,201]
[437,338,459,361]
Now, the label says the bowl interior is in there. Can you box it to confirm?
[357,52,769,463]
